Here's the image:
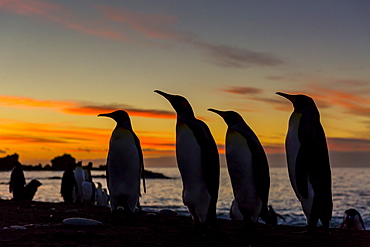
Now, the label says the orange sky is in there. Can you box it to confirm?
[0,1,369,167]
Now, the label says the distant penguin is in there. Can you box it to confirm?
[340,209,366,230]
[95,182,104,206]
[98,110,146,215]
[74,163,85,203]
[22,179,42,201]
[277,92,333,232]
[61,164,77,203]
[9,163,26,201]
[155,90,220,233]
[208,109,270,230]
[82,180,95,204]
[102,188,110,207]
[82,163,96,204]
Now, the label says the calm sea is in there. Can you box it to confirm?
[0,168,369,229]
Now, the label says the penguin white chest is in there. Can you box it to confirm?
[107,127,140,195]
[286,112,314,218]
[226,130,261,221]
[175,121,210,220]
[176,122,203,181]
[286,112,301,195]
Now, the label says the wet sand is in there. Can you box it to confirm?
[0,200,368,246]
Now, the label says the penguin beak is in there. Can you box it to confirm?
[98,113,112,118]
[154,90,173,101]
[208,108,227,118]
[276,92,297,103]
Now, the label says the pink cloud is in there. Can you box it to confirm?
[0,0,128,42]
[310,86,370,117]
[96,5,187,41]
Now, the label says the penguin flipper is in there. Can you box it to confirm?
[188,119,220,197]
[131,131,146,194]
[187,119,220,221]
[295,144,310,199]
[236,127,270,207]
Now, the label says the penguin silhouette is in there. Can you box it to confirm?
[208,109,270,230]
[61,164,78,203]
[99,110,146,216]
[340,208,366,230]
[9,163,26,201]
[155,90,220,234]
[277,92,332,232]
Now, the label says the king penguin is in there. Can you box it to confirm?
[208,109,270,230]
[73,163,85,203]
[98,110,146,215]
[155,90,220,233]
[340,209,366,230]
[276,92,333,232]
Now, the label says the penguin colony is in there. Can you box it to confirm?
[18,91,366,233]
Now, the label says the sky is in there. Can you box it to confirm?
[0,0,369,167]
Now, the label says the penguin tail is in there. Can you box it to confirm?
[259,205,271,224]
[141,163,146,194]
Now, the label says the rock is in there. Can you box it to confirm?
[159,209,177,216]
[63,217,102,226]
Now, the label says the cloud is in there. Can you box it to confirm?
[96,5,191,41]
[190,40,284,68]
[0,95,175,119]
[221,86,263,95]
[309,86,370,117]
[327,137,370,152]
[65,104,176,119]
[0,135,71,144]
[0,95,74,108]
[0,0,128,42]
[0,150,6,154]
[0,1,284,69]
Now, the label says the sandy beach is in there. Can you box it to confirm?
[0,200,368,246]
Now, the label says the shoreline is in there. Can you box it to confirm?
[0,200,369,246]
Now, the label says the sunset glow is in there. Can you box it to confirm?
[0,1,369,167]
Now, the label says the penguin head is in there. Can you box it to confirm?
[154,90,193,116]
[208,108,244,127]
[276,92,317,112]
[98,110,131,126]
[344,208,360,222]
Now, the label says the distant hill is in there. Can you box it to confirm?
[0,153,21,170]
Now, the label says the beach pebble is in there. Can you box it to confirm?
[3,225,27,230]
[63,217,102,226]
[65,209,79,213]
[159,209,177,216]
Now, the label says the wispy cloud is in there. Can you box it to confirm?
[0,1,284,69]
[0,0,128,42]
[309,86,370,117]
[190,40,284,68]
[0,95,175,119]
[0,95,74,108]
[0,135,71,144]
[221,86,263,95]
[327,137,370,152]
[65,104,175,119]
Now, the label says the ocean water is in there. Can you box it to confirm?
[0,168,369,229]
